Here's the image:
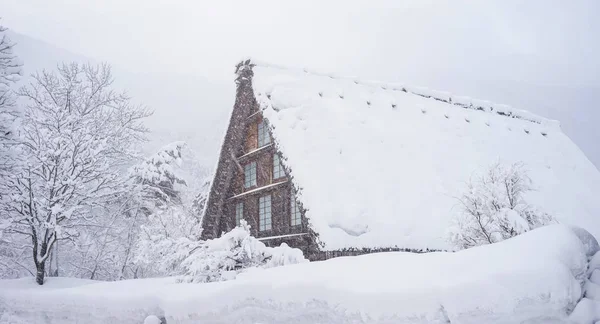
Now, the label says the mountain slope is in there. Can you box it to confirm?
[8,31,233,169]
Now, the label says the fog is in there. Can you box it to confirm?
[1,0,599,166]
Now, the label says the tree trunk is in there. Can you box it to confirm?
[47,250,53,277]
[35,262,45,285]
[47,245,59,277]
[52,243,59,277]
[36,239,49,285]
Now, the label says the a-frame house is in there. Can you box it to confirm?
[201,60,318,257]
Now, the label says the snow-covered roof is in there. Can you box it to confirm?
[248,60,600,251]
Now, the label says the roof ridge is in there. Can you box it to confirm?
[238,58,560,129]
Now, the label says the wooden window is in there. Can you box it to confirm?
[245,122,258,152]
[235,202,243,226]
[290,190,301,226]
[244,161,257,188]
[258,120,271,147]
[259,194,272,231]
[273,153,284,179]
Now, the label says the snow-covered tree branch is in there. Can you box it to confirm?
[0,21,22,181]
[130,142,209,277]
[448,162,555,249]
[0,21,22,141]
[0,21,26,279]
[0,63,151,284]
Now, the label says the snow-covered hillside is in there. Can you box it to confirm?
[8,31,233,168]
[0,225,597,323]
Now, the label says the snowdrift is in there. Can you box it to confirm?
[0,224,597,323]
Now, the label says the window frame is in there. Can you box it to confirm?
[257,120,271,147]
[235,202,244,227]
[259,194,272,231]
[273,153,284,180]
[244,161,257,188]
[290,190,302,227]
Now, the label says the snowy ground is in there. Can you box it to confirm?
[0,225,598,324]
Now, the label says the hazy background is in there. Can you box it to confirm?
[1,0,598,168]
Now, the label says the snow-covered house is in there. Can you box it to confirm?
[201,59,600,259]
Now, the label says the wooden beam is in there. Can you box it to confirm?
[230,150,244,173]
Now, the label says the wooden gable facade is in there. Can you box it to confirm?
[201,60,319,256]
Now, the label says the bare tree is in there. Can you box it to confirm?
[449,162,555,249]
[0,63,150,284]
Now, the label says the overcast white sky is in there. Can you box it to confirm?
[1,0,599,166]
[2,0,599,84]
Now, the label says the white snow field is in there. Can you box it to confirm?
[251,62,600,251]
[1,224,598,324]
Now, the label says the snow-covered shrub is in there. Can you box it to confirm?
[130,141,188,209]
[179,220,307,283]
[130,142,208,278]
[134,205,203,277]
[449,162,555,249]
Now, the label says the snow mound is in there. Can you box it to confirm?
[0,225,595,323]
[574,250,600,323]
[590,252,600,274]
[0,277,96,291]
[248,61,600,251]
[143,315,162,324]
